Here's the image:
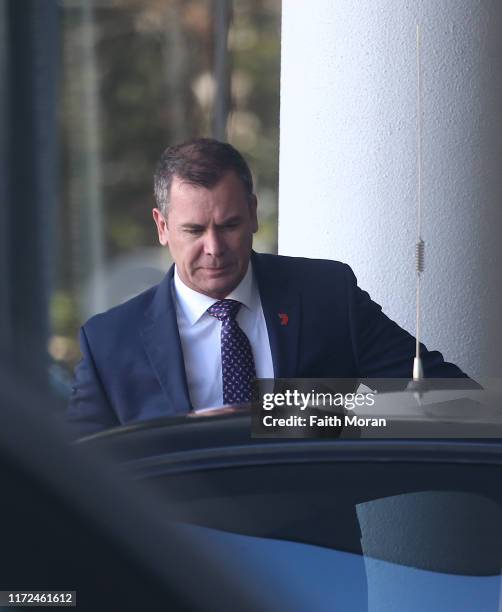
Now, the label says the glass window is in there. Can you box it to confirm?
[52,0,281,386]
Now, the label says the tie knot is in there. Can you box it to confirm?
[207,299,241,322]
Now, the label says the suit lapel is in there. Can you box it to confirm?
[252,252,300,378]
[139,253,299,412]
[140,267,192,415]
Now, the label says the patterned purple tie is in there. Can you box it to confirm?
[207,299,256,404]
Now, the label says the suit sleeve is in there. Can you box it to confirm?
[344,265,470,380]
[67,326,120,438]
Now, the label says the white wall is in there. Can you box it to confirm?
[279,0,502,377]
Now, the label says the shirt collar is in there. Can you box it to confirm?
[173,262,256,326]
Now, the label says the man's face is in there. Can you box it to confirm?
[152,171,258,299]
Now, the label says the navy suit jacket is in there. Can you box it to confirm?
[68,252,467,436]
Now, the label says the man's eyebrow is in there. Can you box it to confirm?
[180,222,205,230]
[215,215,242,226]
[180,216,242,230]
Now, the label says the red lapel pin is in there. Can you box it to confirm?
[278,312,289,326]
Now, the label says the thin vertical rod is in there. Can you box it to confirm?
[415,23,423,369]
[213,0,232,140]
[416,24,423,242]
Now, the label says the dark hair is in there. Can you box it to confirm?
[153,138,254,216]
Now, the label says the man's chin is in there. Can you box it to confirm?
[203,282,234,299]
[196,272,239,299]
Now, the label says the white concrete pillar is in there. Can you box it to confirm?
[279,1,502,377]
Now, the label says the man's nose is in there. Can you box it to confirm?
[203,229,226,257]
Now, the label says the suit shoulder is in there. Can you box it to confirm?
[253,252,352,282]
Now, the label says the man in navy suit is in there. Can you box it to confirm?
[68,138,468,437]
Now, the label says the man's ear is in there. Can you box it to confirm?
[152,208,169,246]
[249,194,258,233]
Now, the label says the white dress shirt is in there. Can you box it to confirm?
[173,263,274,410]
